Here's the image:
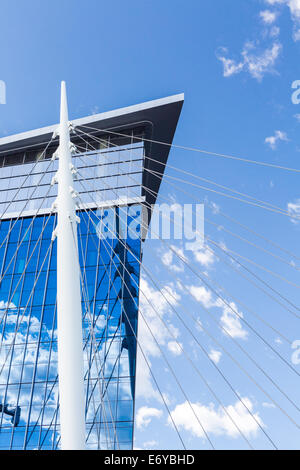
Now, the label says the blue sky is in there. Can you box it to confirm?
[1,0,300,450]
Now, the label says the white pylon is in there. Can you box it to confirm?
[54,81,86,450]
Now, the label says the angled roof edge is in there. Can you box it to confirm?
[0,93,184,151]
[0,93,184,215]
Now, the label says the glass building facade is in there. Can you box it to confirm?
[0,94,184,450]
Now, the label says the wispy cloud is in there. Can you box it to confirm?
[287,199,300,224]
[217,49,244,78]
[188,243,216,268]
[270,25,281,37]
[217,42,282,81]
[262,402,276,409]
[190,285,216,309]
[143,440,159,449]
[265,130,288,149]
[208,349,222,364]
[219,301,248,340]
[265,0,300,40]
[260,9,278,24]
[189,285,248,339]
[136,406,163,429]
[161,245,185,273]
[167,340,183,356]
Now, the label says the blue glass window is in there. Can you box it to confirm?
[0,204,141,450]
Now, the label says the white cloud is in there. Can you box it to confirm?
[287,199,300,224]
[161,245,185,273]
[210,202,220,214]
[265,0,300,40]
[289,0,300,16]
[189,286,248,340]
[138,278,181,357]
[219,301,248,340]
[189,285,215,309]
[194,248,215,267]
[161,249,173,267]
[208,349,222,364]
[168,341,183,356]
[285,0,300,21]
[135,354,162,402]
[260,9,278,24]
[135,278,181,401]
[217,50,244,78]
[270,25,281,36]
[143,440,159,449]
[244,42,282,80]
[265,130,288,149]
[218,2,288,80]
[262,402,276,408]
[136,406,162,429]
[169,398,263,439]
[189,243,215,268]
[217,42,282,81]
[0,300,18,310]
[290,0,300,38]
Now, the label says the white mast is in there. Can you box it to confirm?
[54,81,86,450]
